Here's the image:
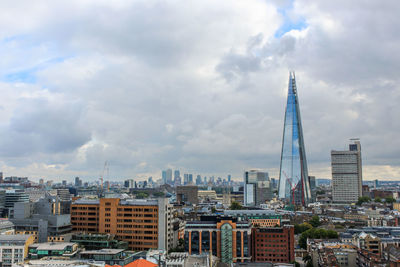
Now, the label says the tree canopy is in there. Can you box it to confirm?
[230,201,242,210]
[294,223,313,234]
[385,196,396,203]
[357,196,371,206]
[298,228,338,249]
[309,215,321,228]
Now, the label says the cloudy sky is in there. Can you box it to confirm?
[0,0,399,182]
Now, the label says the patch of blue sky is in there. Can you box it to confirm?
[274,18,307,38]
[2,56,69,84]
[274,2,307,38]
[2,34,29,43]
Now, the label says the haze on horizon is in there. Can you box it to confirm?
[0,0,399,182]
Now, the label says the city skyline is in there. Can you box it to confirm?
[0,1,399,181]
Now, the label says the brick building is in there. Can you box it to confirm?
[251,226,294,263]
[71,198,174,251]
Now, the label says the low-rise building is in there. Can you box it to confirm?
[251,226,294,263]
[352,232,381,255]
[224,210,281,227]
[0,219,15,234]
[28,242,79,259]
[71,233,128,250]
[176,186,198,205]
[0,234,35,267]
[79,249,134,266]
[13,259,105,267]
[184,215,251,264]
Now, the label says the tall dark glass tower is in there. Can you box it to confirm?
[278,72,311,206]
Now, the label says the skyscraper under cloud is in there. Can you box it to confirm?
[278,72,311,206]
[331,140,363,203]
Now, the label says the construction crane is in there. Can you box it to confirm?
[99,161,109,191]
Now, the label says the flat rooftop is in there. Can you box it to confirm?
[80,249,125,255]
[0,234,32,242]
[29,242,76,250]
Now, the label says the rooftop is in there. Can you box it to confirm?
[0,234,32,242]
[29,242,76,250]
[80,249,125,255]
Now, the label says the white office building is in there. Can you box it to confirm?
[0,235,35,267]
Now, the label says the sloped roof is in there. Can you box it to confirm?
[125,259,157,267]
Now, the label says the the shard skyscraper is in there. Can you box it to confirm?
[278,72,311,206]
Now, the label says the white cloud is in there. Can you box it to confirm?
[0,0,399,181]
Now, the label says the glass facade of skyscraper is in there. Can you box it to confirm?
[278,72,311,206]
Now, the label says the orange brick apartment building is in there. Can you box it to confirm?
[71,198,174,251]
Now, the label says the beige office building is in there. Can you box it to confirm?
[331,140,362,203]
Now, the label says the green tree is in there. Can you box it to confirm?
[306,261,314,267]
[294,223,313,234]
[230,201,242,210]
[385,196,395,203]
[374,197,382,203]
[357,196,371,206]
[136,192,149,199]
[298,228,338,249]
[211,207,216,213]
[303,254,312,263]
[309,215,321,228]
[290,261,300,267]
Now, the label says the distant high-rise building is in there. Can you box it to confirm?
[166,169,173,184]
[0,172,3,183]
[244,170,272,206]
[188,174,193,184]
[62,180,67,186]
[183,174,189,185]
[308,176,316,202]
[196,175,202,185]
[278,72,311,206]
[173,170,181,185]
[228,174,231,183]
[270,178,277,190]
[74,177,82,187]
[332,140,363,203]
[124,179,134,188]
[174,170,180,180]
[162,170,167,184]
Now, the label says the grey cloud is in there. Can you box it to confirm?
[0,0,399,180]
[0,96,91,157]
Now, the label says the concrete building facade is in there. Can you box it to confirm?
[332,140,363,203]
[176,186,198,205]
[244,170,272,207]
[0,234,35,267]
